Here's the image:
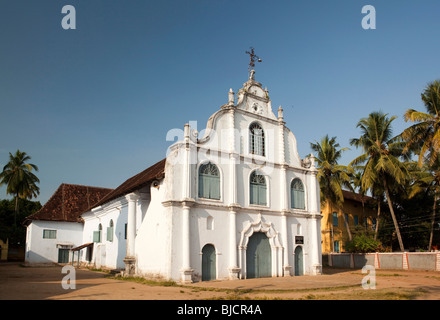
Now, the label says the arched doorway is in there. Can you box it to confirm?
[202,244,216,281]
[246,232,271,278]
[294,246,303,276]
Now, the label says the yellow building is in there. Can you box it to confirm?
[321,191,377,253]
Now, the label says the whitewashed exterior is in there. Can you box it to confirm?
[78,73,322,282]
[26,220,83,264]
[26,73,322,283]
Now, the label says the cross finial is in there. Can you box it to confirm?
[245,47,262,78]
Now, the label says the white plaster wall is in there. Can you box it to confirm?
[190,207,231,281]
[170,205,183,281]
[169,205,231,281]
[168,208,319,281]
[284,129,302,167]
[135,180,173,279]
[25,220,83,264]
[81,199,128,270]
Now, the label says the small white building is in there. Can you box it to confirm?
[25,71,322,282]
[24,184,113,264]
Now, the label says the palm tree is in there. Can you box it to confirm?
[310,135,353,243]
[350,112,408,251]
[402,80,440,250]
[352,165,385,240]
[407,160,440,250]
[402,80,440,167]
[0,150,40,225]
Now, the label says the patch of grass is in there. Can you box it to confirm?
[109,276,178,287]
[298,287,427,300]
[88,268,111,274]
[350,272,407,277]
[188,284,360,295]
[208,294,252,300]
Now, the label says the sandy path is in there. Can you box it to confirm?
[1,263,439,300]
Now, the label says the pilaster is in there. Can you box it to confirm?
[228,205,241,279]
[180,199,195,283]
[124,191,140,276]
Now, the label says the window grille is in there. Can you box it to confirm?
[250,171,267,205]
[249,123,265,156]
[198,162,220,200]
[43,229,57,239]
[291,179,305,209]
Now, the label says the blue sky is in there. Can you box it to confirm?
[1,0,439,205]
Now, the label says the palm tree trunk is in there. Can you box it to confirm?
[328,201,335,252]
[428,194,437,251]
[342,211,352,241]
[374,197,381,241]
[383,179,405,251]
[14,193,19,226]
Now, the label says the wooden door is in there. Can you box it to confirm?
[202,244,216,281]
[58,249,69,264]
[294,246,304,276]
[246,232,271,278]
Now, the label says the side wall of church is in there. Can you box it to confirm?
[135,180,174,280]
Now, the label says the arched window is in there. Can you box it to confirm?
[291,178,305,210]
[94,224,102,243]
[249,123,265,156]
[250,171,267,206]
[198,162,220,200]
[107,220,114,242]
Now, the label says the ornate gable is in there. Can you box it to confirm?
[236,71,277,121]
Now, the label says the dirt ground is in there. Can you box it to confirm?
[1,262,440,300]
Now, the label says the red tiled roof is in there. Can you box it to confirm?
[342,190,374,203]
[83,158,166,211]
[25,184,114,224]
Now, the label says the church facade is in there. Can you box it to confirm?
[25,71,322,283]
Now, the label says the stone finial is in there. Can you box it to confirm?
[278,106,284,121]
[228,88,235,105]
[250,69,255,80]
[310,153,316,169]
[184,123,190,139]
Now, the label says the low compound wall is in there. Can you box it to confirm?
[325,252,440,271]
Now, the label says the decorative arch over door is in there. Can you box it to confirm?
[238,214,283,279]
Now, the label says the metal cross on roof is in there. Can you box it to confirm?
[245,47,262,76]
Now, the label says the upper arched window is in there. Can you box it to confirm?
[198,162,220,200]
[249,123,265,156]
[291,178,305,210]
[250,171,267,206]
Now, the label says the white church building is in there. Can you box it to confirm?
[25,69,322,283]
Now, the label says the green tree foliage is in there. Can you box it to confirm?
[0,150,40,226]
[350,112,408,251]
[401,80,440,250]
[345,231,383,253]
[310,135,354,241]
[310,135,353,209]
[0,198,41,245]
